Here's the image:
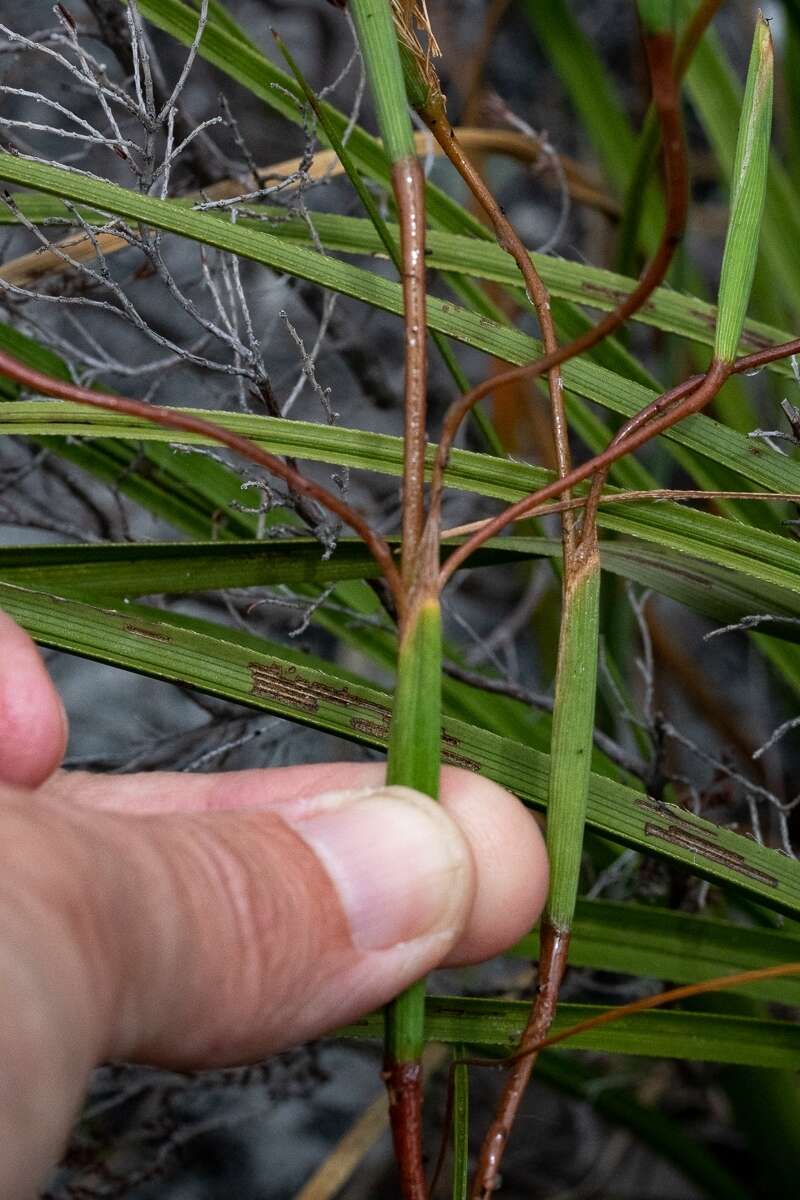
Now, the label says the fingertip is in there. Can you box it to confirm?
[287,784,475,954]
[438,768,548,965]
[0,609,67,787]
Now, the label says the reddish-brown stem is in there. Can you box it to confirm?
[441,331,800,568]
[619,0,722,272]
[467,44,689,1161]
[538,963,800,1052]
[448,961,800,1095]
[439,359,731,586]
[733,336,800,375]
[0,347,403,604]
[384,149,432,1198]
[427,28,686,519]
[392,156,430,593]
[580,372,703,535]
[674,0,724,79]
[579,329,800,537]
[382,1061,426,1200]
[470,923,571,1199]
[440,485,800,540]
[420,106,573,543]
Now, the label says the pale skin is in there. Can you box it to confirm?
[0,608,548,1198]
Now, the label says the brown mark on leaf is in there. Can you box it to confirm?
[350,716,390,739]
[249,662,321,712]
[636,794,692,823]
[124,624,172,643]
[248,660,483,769]
[579,281,628,305]
[643,821,778,887]
[738,330,774,351]
[688,307,718,333]
[249,662,395,728]
[441,730,481,772]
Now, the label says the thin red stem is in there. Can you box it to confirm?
[674,0,724,79]
[427,30,687,519]
[439,360,731,586]
[578,333,800,538]
[734,336,800,374]
[443,959,800,1135]
[0,348,403,604]
[470,923,570,1199]
[420,108,573,543]
[534,962,800,1053]
[580,373,702,535]
[460,961,800,1081]
[383,1061,426,1200]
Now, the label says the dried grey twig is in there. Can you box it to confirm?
[0,1,358,553]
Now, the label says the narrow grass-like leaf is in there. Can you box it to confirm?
[386,600,442,800]
[6,534,800,634]
[714,17,773,363]
[683,6,800,315]
[383,599,443,1129]
[478,542,603,1184]
[6,201,797,378]
[0,539,393,596]
[349,0,415,162]
[3,155,800,497]
[341,997,800,1068]
[3,583,798,916]
[6,402,800,611]
[513,898,800,1006]
[452,1046,470,1200]
[545,552,602,931]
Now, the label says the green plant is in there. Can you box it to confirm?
[1,1,800,1197]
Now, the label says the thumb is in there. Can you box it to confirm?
[1,783,483,1197]
[21,784,477,1069]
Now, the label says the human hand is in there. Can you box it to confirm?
[0,607,547,1197]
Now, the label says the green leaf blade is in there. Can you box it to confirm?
[349,0,416,164]
[714,15,774,363]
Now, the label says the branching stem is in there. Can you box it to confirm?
[428,28,687,526]
[439,358,731,586]
[419,104,573,542]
